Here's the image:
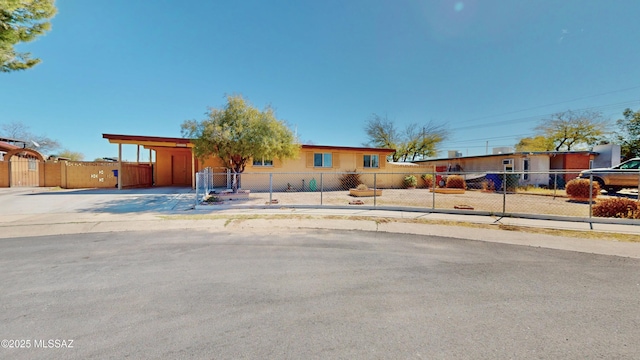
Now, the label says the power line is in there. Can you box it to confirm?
[451,99,640,131]
[454,85,640,125]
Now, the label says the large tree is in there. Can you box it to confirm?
[1,120,60,154]
[514,135,555,152]
[364,113,447,162]
[615,108,640,160]
[0,0,56,72]
[181,95,300,191]
[530,110,608,151]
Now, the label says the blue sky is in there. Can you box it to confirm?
[3,0,640,161]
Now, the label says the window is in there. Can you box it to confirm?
[522,158,529,180]
[252,158,273,166]
[28,159,37,171]
[620,159,640,170]
[503,158,514,171]
[314,153,332,167]
[363,154,379,168]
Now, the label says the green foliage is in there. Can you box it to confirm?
[565,178,600,199]
[364,114,447,162]
[532,110,608,151]
[445,175,466,189]
[181,95,300,176]
[616,108,640,160]
[339,170,361,190]
[0,0,57,72]
[421,174,433,188]
[515,135,555,152]
[592,198,640,219]
[403,175,417,188]
[55,149,84,161]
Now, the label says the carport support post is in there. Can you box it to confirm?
[118,143,122,190]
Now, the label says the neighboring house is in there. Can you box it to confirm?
[412,145,620,187]
[0,141,20,161]
[0,141,44,187]
[103,133,431,190]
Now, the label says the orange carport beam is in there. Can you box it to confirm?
[102,133,194,148]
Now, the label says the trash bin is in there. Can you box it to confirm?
[112,169,118,188]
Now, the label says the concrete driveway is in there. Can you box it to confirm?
[0,187,195,214]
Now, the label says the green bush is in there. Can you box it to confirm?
[446,175,466,189]
[565,179,600,199]
[592,198,640,218]
[421,174,434,188]
[404,175,418,188]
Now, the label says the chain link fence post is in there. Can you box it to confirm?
[432,170,436,210]
[502,170,507,216]
[373,173,377,207]
[320,173,324,206]
[269,173,273,204]
[589,173,594,219]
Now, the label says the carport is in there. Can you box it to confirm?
[102,134,197,189]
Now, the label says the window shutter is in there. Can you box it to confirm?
[356,154,364,169]
[332,153,340,169]
[306,152,314,168]
[379,155,386,169]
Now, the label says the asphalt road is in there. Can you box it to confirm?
[2,228,639,359]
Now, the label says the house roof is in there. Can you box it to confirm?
[301,144,395,153]
[413,150,598,163]
[0,141,20,152]
[103,133,395,153]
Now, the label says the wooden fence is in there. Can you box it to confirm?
[0,160,155,189]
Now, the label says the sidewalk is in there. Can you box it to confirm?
[1,187,639,259]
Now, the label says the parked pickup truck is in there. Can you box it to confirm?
[578,157,640,193]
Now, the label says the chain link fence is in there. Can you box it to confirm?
[195,169,640,222]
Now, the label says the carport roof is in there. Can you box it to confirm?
[103,133,396,153]
[102,133,193,148]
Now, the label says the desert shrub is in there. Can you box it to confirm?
[592,198,640,218]
[446,175,466,189]
[565,179,600,199]
[421,174,434,188]
[404,175,418,188]
[356,183,368,191]
[339,171,361,190]
[482,179,495,191]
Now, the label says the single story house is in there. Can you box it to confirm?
[412,144,620,188]
[102,133,431,190]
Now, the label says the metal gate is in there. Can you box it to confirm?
[10,155,40,187]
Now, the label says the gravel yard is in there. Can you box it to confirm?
[202,189,608,218]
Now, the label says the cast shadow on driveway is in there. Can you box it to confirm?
[23,187,196,214]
